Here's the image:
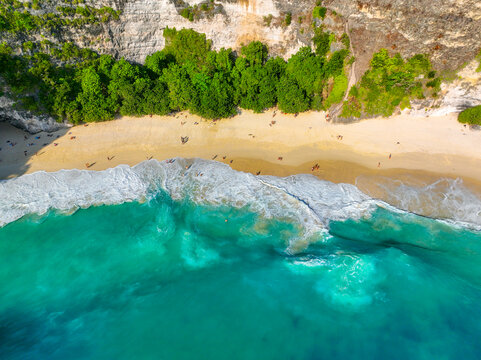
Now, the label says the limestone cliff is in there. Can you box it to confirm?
[62,0,318,63]
[63,0,481,74]
[322,0,481,77]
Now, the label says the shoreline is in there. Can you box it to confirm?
[1,109,481,192]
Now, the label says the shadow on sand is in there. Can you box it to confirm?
[0,122,69,180]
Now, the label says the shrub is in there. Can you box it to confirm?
[458,105,481,125]
[180,8,191,19]
[341,33,350,49]
[263,14,273,27]
[312,27,331,57]
[342,49,438,117]
[312,6,327,19]
[324,74,348,108]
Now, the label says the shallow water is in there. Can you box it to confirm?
[1,160,481,359]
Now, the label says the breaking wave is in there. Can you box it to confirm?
[1,159,480,251]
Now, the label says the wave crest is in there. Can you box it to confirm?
[2,159,480,251]
[0,159,378,251]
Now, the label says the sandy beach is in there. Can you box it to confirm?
[1,109,481,190]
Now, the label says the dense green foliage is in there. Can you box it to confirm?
[341,49,440,118]
[1,8,439,124]
[458,105,481,125]
[312,6,327,19]
[0,0,120,34]
[0,24,354,122]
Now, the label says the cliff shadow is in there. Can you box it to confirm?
[0,122,69,180]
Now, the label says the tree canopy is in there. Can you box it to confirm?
[0,22,438,123]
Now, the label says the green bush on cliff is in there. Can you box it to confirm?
[458,105,481,125]
[0,2,121,34]
[342,49,438,118]
[324,74,348,109]
[312,6,327,20]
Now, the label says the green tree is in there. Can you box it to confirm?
[286,46,325,107]
[143,80,171,115]
[145,51,174,76]
[118,78,152,116]
[240,41,268,66]
[162,27,212,66]
[77,67,115,122]
[162,64,196,111]
[193,72,236,118]
[312,27,331,57]
[277,75,310,113]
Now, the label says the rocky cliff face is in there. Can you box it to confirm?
[70,0,481,74]
[409,60,481,117]
[0,97,69,134]
[73,0,317,62]
[4,0,481,78]
[323,0,481,77]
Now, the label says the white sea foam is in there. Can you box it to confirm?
[0,159,380,251]
[1,159,479,250]
[355,176,481,227]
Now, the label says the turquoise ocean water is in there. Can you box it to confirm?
[1,160,480,359]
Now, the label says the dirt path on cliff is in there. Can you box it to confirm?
[331,21,357,120]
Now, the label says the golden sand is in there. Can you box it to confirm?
[1,109,481,192]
